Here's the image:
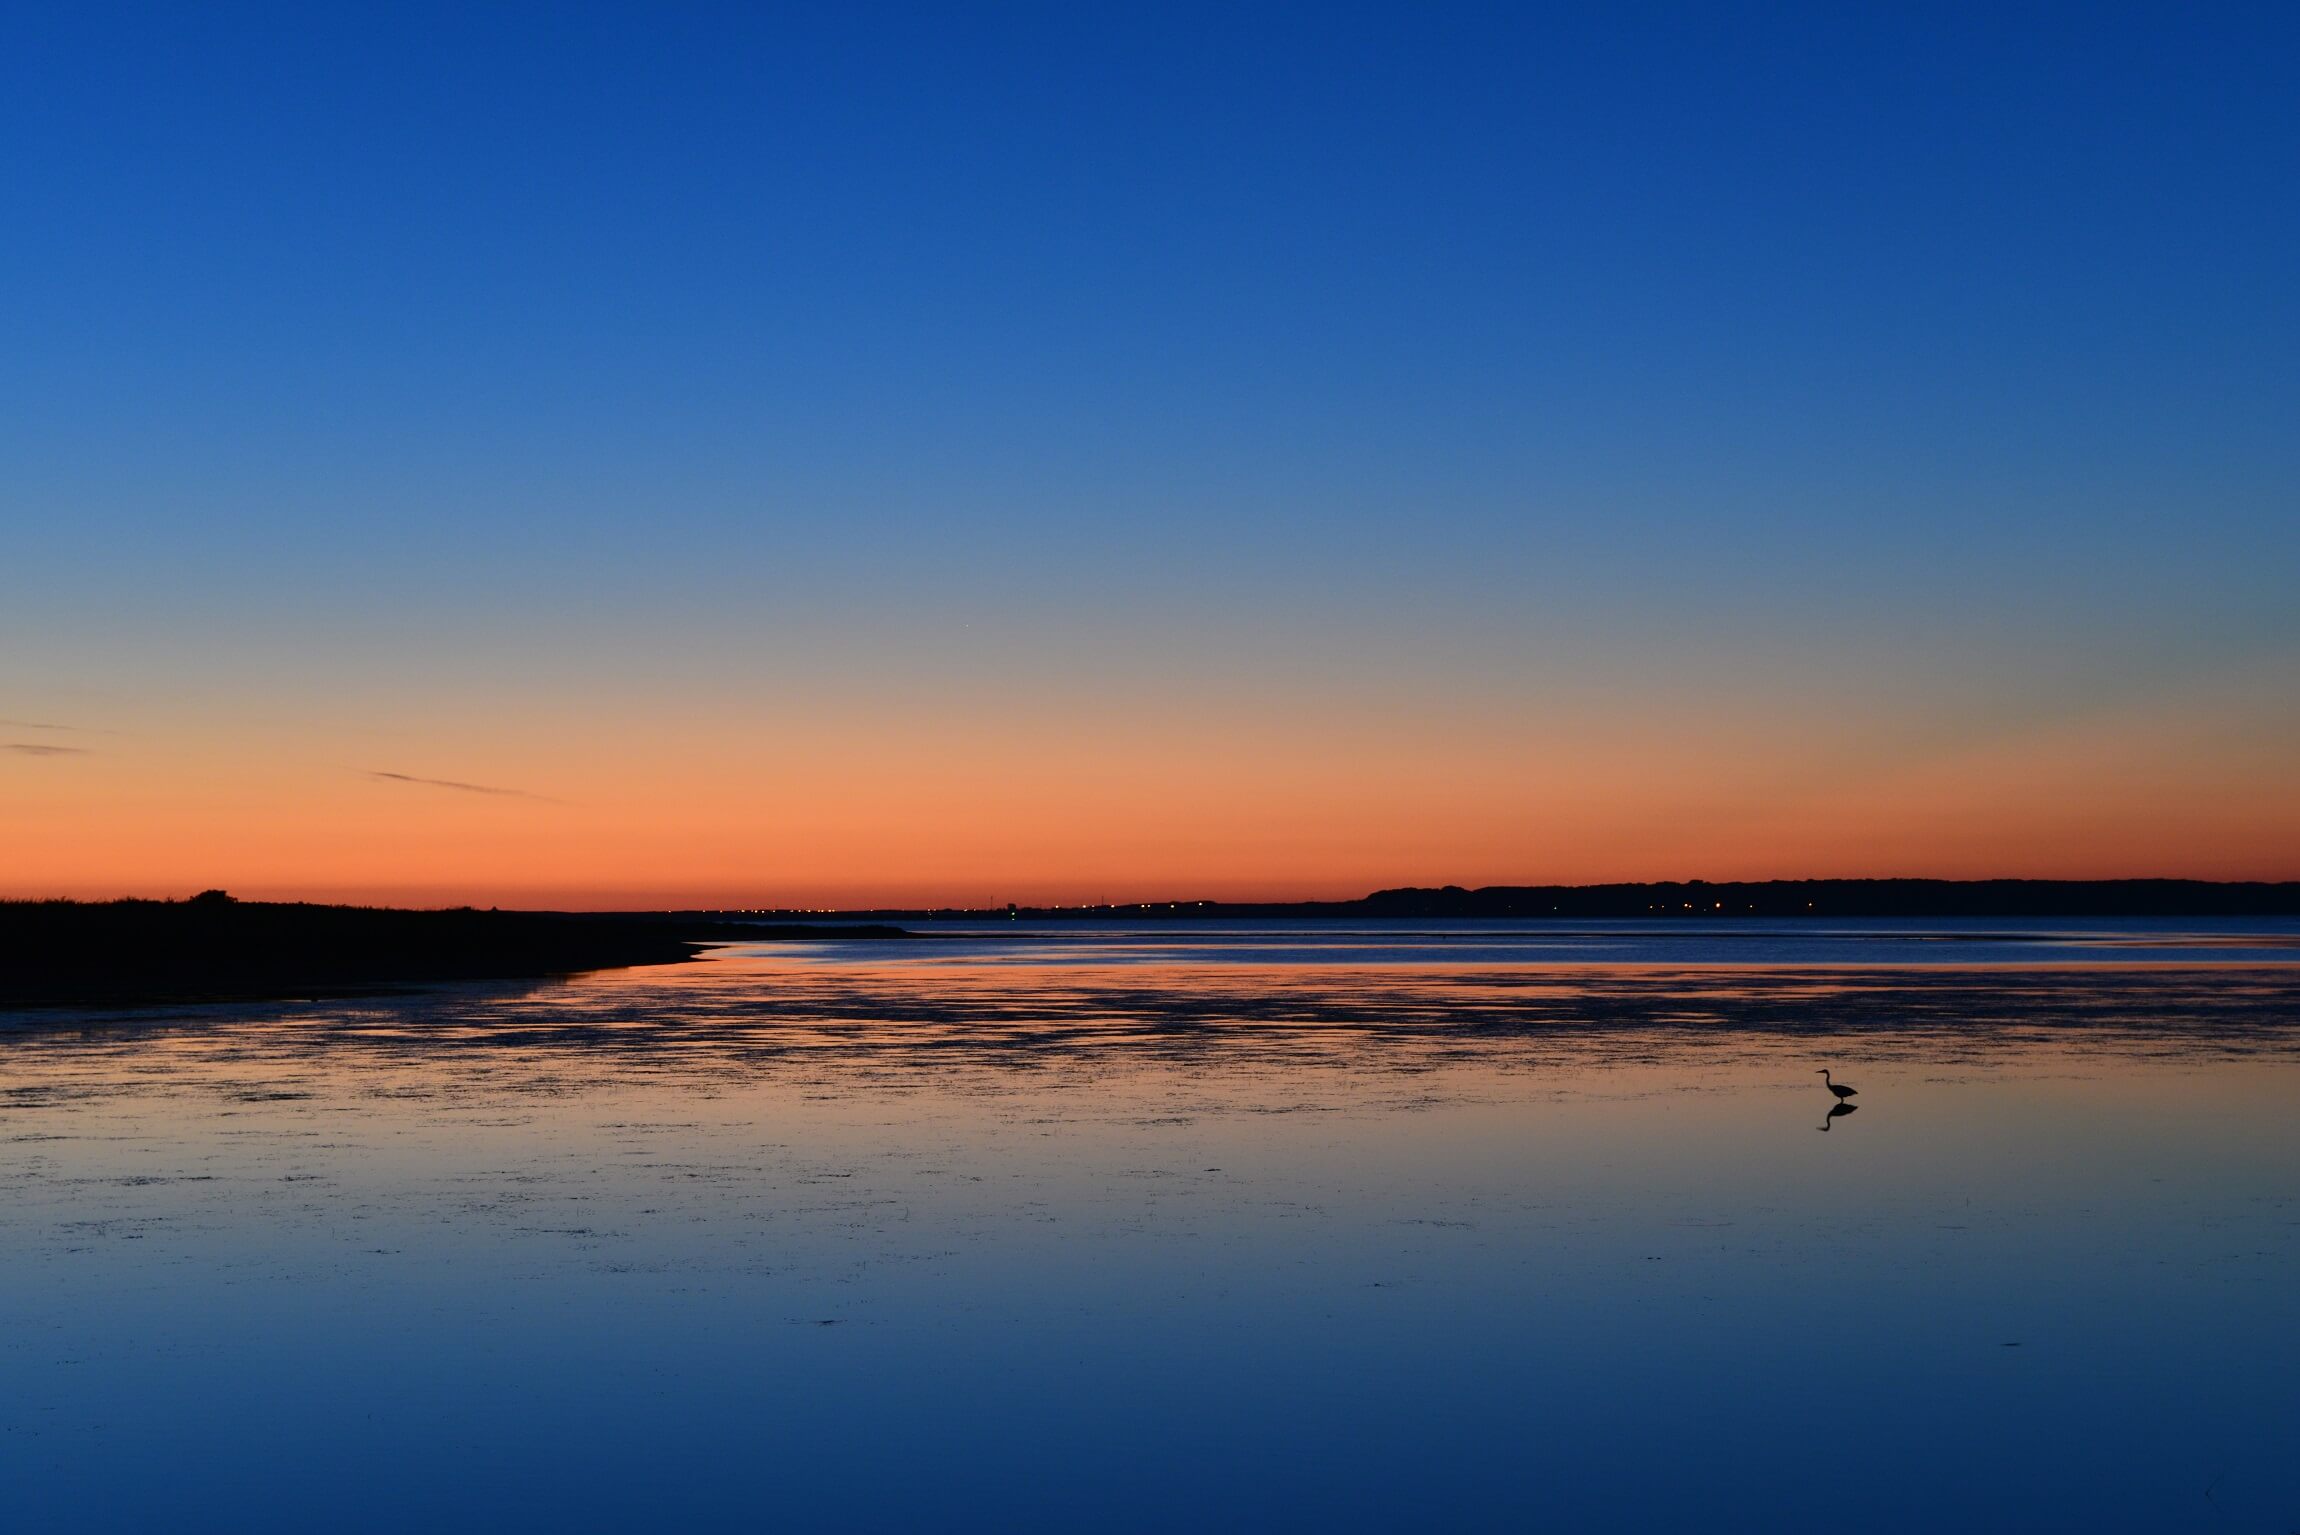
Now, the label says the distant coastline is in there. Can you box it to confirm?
[717,878,2300,923]
[10,881,2297,1011]
[0,895,904,1009]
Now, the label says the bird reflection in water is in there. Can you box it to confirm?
[1816,1066,1861,1130]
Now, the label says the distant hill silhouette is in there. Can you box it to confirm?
[1342,878,2300,919]
[755,878,2300,922]
[0,897,904,1008]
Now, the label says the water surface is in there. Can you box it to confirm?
[5,922,2297,1531]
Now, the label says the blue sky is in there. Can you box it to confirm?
[5,3,2297,899]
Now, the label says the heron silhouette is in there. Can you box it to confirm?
[1818,1102,1858,1131]
[1817,1069,1858,1102]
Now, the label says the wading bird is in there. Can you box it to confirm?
[1818,1069,1858,1102]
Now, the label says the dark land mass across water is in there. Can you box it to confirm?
[739,877,2300,922]
[0,894,906,1007]
[12,879,2299,1010]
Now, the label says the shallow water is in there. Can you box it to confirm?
[5,923,2299,1531]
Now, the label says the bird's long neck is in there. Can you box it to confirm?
[1820,1070,1831,1083]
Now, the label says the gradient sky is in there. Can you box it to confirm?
[5,3,2297,906]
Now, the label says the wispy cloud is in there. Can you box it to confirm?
[0,718,113,734]
[368,770,559,802]
[6,742,90,756]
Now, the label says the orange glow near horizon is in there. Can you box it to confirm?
[7,679,2296,908]
[8,3,2299,917]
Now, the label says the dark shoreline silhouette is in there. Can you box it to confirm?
[0,895,905,1008]
[732,878,2300,923]
[9,879,2296,1011]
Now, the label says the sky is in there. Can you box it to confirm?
[4,2,2297,907]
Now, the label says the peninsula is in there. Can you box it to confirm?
[0,894,903,1008]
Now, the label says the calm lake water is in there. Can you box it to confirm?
[6,921,2299,1532]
